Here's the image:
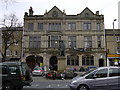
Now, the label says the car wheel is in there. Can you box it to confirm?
[2,83,15,90]
[78,85,89,90]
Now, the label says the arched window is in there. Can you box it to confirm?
[67,55,79,66]
[82,55,94,65]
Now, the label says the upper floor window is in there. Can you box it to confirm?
[38,23,44,30]
[28,23,34,31]
[68,36,76,48]
[48,23,61,30]
[14,40,19,45]
[14,51,18,56]
[97,23,101,30]
[68,23,76,30]
[6,49,12,56]
[98,36,101,48]
[117,47,120,54]
[29,36,41,48]
[84,23,91,30]
[48,36,61,48]
[116,36,120,42]
[84,36,92,48]
[85,13,90,17]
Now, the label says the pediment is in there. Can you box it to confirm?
[44,6,64,18]
[79,7,94,17]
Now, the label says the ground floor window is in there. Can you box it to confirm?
[67,55,79,66]
[82,55,94,65]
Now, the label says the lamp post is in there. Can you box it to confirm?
[113,19,118,66]
[113,19,117,29]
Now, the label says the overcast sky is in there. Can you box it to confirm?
[0,0,119,29]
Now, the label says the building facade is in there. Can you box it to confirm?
[23,6,106,71]
[106,29,120,66]
[1,27,23,61]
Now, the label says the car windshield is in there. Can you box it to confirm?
[34,67,41,70]
[80,68,97,76]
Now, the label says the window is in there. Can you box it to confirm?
[68,36,76,48]
[7,40,10,46]
[14,51,18,56]
[95,69,108,78]
[117,47,120,54]
[98,36,101,48]
[48,23,61,30]
[15,40,19,45]
[109,68,120,77]
[97,23,101,30]
[6,49,10,56]
[67,55,79,66]
[28,23,34,31]
[84,36,92,48]
[116,36,120,42]
[85,13,90,17]
[82,55,94,65]
[84,23,91,30]
[38,23,44,30]
[29,36,41,48]
[68,23,76,30]
[9,66,18,75]
[48,36,61,48]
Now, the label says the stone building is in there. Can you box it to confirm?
[1,27,23,61]
[106,29,120,66]
[23,6,106,71]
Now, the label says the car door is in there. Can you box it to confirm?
[107,67,120,89]
[91,68,109,89]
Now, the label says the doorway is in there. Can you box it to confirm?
[50,56,57,71]
[99,59,104,67]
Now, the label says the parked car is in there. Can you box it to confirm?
[63,70,77,79]
[85,66,97,71]
[69,66,120,90]
[0,61,33,90]
[32,67,44,76]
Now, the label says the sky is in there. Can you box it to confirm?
[0,0,119,29]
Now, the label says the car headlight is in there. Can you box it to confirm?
[71,80,77,84]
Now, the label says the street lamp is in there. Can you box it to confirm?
[113,19,118,66]
[113,19,117,29]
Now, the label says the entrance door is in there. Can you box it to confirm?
[99,59,104,67]
[50,56,57,71]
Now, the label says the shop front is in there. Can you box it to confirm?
[107,54,120,66]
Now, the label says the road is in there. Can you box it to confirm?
[23,76,71,90]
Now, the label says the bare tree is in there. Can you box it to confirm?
[0,14,22,61]
[1,0,16,9]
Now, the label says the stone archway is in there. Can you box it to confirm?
[26,55,43,70]
[50,56,57,71]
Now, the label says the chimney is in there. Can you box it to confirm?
[29,6,34,16]
[96,11,99,15]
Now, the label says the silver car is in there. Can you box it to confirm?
[32,67,44,76]
[69,66,120,90]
